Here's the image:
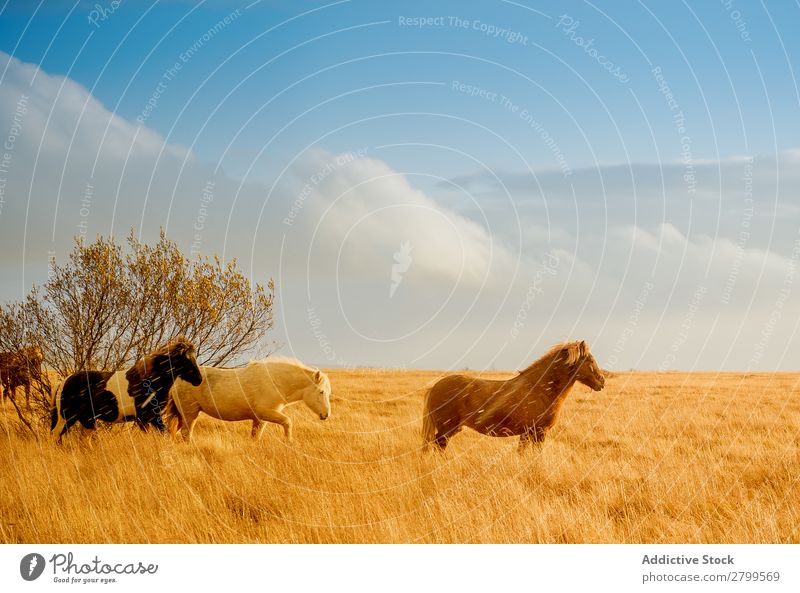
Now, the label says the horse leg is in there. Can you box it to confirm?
[184,416,198,440]
[518,427,546,454]
[251,420,267,440]
[52,413,67,443]
[78,413,97,431]
[167,399,198,441]
[433,435,450,450]
[518,433,532,454]
[149,413,168,434]
[256,409,293,441]
[181,410,199,441]
[431,426,461,452]
[3,379,14,406]
[54,415,79,445]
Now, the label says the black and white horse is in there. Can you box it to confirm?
[51,337,202,442]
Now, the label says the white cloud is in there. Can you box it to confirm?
[280,148,518,287]
[0,51,798,370]
[0,50,197,277]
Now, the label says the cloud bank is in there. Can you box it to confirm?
[1,51,798,370]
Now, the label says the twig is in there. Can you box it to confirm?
[7,392,38,439]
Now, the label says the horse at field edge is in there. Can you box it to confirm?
[422,340,605,453]
[0,345,44,409]
[164,357,332,441]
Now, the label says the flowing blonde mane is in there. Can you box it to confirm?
[519,340,589,374]
[248,356,326,386]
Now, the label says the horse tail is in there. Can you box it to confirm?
[163,390,182,438]
[421,386,438,449]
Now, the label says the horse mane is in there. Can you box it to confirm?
[126,336,195,382]
[248,356,326,386]
[518,340,589,375]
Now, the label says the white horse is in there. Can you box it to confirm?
[164,357,331,441]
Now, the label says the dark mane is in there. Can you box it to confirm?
[123,335,199,431]
[125,336,194,383]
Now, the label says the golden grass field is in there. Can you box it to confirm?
[1,369,798,543]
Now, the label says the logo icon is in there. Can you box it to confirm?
[390,241,413,298]
[20,553,45,581]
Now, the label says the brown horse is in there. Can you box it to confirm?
[422,340,605,453]
[0,346,44,409]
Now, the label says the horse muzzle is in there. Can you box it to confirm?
[319,413,329,421]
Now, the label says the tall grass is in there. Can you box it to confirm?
[1,370,798,543]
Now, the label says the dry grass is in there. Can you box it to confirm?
[1,370,799,543]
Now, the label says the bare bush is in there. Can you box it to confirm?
[0,230,275,430]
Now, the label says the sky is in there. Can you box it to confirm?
[0,0,798,371]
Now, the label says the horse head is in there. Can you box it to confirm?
[568,340,605,391]
[166,336,203,386]
[25,345,44,365]
[302,368,331,421]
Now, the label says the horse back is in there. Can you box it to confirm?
[61,370,114,398]
[171,365,281,421]
[428,374,489,423]
[59,370,120,424]
[428,373,532,436]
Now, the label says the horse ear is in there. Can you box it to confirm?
[173,336,191,356]
[314,369,321,383]
[579,340,588,356]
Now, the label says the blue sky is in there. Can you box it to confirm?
[1,1,799,370]
[4,1,799,171]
